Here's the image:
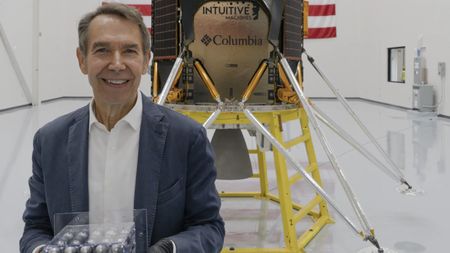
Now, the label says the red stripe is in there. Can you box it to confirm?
[307,27,337,39]
[309,4,335,16]
[127,4,152,16]
[101,2,152,16]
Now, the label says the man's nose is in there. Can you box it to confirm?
[108,51,126,71]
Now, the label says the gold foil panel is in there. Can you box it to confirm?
[189,1,274,104]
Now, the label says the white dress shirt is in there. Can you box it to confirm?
[88,92,142,224]
[88,92,176,252]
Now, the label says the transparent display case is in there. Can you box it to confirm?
[42,210,147,253]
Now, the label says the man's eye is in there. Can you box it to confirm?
[125,49,138,54]
[94,48,108,53]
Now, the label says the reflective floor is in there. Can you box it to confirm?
[1,99,449,252]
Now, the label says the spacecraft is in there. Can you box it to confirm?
[150,1,415,252]
[152,0,304,179]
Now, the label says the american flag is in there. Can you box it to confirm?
[306,0,337,39]
[102,0,152,33]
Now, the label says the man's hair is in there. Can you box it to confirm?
[78,3,151,55]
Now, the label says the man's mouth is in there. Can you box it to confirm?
[102,79,130,86]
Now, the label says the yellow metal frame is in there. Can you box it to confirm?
[175,107,334,253]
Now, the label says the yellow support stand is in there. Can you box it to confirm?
[175,106,333,253]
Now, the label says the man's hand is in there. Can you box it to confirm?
[148,238,174,253]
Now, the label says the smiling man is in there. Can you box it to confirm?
[20,3,224,253]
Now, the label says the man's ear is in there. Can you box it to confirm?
[76,48,88,74]
[142,51,151,74]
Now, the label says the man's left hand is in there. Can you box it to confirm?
[148,238,174,253]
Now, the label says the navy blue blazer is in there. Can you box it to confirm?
[20,95,225,253]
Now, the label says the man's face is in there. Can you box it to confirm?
[77,14,150,108]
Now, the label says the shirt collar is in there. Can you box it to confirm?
[89,92,143,132]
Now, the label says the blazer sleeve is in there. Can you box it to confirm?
[20,130,53,253]
[168,127,225,253]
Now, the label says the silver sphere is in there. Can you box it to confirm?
[94,244,109,253]
[62,232,74,241]
[63,246,79,253]
[70,240,82,246]
[110,244,125,253]
[76,231,89,241]
[45,246,62,253]
[86,239,96,245]
[79,245,93,253]
[91,230,102,238]
[56,240,66,247]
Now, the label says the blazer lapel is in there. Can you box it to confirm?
[134,96,169,243]
[67,106,90,212]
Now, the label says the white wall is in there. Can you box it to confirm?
[0,35,29,109]
[303,0,363,99]
[359,0,450,114]
[0,0,151,111]
[305,0,450,116]
[0,0,33,109]
[38,0,98,100]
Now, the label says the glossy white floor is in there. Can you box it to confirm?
[1,98,448,252]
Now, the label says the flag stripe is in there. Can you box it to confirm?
[104,0,151,4]
[308,27,336,39]
[307,0,337,39]
[308,0,335,5]
[102,1,152,29]
[143,16,152,27]
[309,4,335,16]
[308,15,336,28]
[127,4,152,16]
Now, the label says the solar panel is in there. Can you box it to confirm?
[283,0,304,60]
[152,0,179,59]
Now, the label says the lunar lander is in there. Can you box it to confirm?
[150,1,416,252]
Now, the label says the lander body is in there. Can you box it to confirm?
[150,1,412,252]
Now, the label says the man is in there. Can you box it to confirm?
[20,3,225,253]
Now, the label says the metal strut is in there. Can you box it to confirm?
[0,21,32,103]
[156,54,225,128]
[277,50,384,251]
[157,49,185,105]
[203,60,269,129]
[203,106,222,129]
[311,103,400,182]
[243,108,384,251]
[304,50,413,190]
[243,108,360,234]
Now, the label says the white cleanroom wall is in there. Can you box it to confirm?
[305,0,450,116]
[360,0,450,116]
[303,0,363,99]
[0,40,29,109]
[0,0,33,109]
[0,0,151,111]
[38,0,98,100]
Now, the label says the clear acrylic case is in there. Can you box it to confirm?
[42,209,147,253]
